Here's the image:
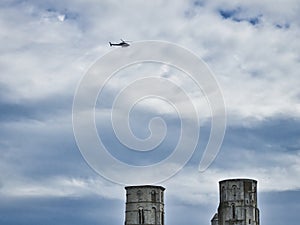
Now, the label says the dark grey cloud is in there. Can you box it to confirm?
[166,199,216,225]
[0,195,124,225]
[0,95,72,122]
[259,190,300,225]
[209,116,300,170]
[225,117,300,152]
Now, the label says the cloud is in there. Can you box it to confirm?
[0,176,123,199]
[0,193,124,225]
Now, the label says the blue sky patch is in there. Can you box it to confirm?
[219,8,261,25]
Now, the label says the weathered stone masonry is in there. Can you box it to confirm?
[124,185,165,225]
[211,179,260,225]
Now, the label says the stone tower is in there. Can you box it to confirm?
[124,185,165,225]
[211,179,259,225]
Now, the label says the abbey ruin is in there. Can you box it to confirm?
[123,179,259,225]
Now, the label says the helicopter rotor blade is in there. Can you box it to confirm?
[120,39,132,43]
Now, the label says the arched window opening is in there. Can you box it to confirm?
[137,190,142,201]
[151,190,156,202]
[152,207,157,225]
[161,212,164,225]
[232,204,236,219]
[138,208,144,224]
[222,186,226,200]
[232,185,237,200]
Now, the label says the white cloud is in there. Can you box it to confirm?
[0,176,123,199]
[2,148,299,202]
[1,0,299,119]
[164,149,300,205]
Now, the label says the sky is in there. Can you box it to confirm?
[0,0,300,225]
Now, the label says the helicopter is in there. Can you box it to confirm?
[109,39,130,47]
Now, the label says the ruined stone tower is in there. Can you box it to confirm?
[124,185,165,225]
[211,179,259,225]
